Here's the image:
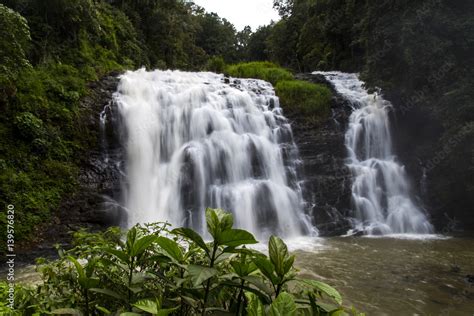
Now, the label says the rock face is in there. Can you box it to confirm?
[284,74,353,236]
[385,90,474,234]
[52,73,124,244]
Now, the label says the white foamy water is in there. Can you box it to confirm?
[314,71,433,235]
[114,69,313,239]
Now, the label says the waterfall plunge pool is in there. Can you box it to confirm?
[292,236,474,315]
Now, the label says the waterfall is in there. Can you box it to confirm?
[113,69,313,239]
[314,71,433,235]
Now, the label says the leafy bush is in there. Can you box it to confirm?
[14,112,45,140]
[206,56,226,73]
[0,3,31,99]
[225,62,294,85]
[276,80,332,118]
[0,208,362,315]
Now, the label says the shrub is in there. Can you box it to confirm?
[276,80,332,118]
[206,56,226,73]
[14,112,45,140]
[225,61,294,85]
[0,208,362,315]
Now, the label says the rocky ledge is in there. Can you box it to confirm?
[284,73,354,236]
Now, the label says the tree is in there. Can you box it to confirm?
[247,25,273,61]
[0,4,31,98]
[194,12,238,63]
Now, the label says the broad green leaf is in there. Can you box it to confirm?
[253,257,277,284]
[105,248,130,264]
[269,292,297,316]
[269,236,289,277]
[80,277,100,289]
[181,296,199,308]
[126,227,138,252]
[67,256,85,280]
[242,275,273,296]
[95,305,112,314]
[85,257,99,277]
[128,286,144,294]
[218,229,258,247]
[187,264,219,286]
[120,313,142,316]
[156,236,183,262]
[231,260,258,277]
[130,235,158,257]
[224,247,266,258]
[206,208,233,239]
[172,227,209,255]
[214,252,233,264]
[90,288,126,301]
[133,299,159,314]
[52,308,83,315]
[329,309,347,316]
[245,292,265,316]
[231,260,247,277]
[283,255,295,275]
[297,279,343,305]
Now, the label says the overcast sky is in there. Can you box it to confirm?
[192,0,280,31]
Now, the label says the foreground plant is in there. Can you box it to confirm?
[1,208,363,315]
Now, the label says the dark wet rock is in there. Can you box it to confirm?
[283,73,354,236]
[376,88,474,234]
[466,275,474,283]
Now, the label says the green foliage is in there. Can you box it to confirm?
[194,12,239,64]
[206,56,226,73]
[0,208,363,315]
[246,25,273,61]
[226,61,294,85]
[0,3,31,98]
[276,80,332,118]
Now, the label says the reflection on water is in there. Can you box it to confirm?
[293,237,474,315]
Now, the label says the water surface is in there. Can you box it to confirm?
[294,237,474,315]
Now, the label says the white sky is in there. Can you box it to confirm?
[192,0,280,31]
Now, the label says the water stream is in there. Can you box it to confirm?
[314,72,433,235]
[113,69,313,239]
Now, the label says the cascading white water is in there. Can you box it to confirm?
[113,69,313,239]
[314,71,433,235]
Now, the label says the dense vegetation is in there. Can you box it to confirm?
[275,80,331,118]
[0,208,362,315]
[225,61,294,86]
